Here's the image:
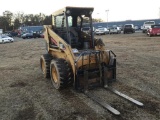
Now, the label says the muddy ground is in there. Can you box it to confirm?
[0,32,160,120]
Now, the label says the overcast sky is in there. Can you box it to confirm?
[0,0,160,21]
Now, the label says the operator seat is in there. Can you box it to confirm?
[70,27,81,48]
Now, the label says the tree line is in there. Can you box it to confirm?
[0,10,52,32]
[0,10,103,32]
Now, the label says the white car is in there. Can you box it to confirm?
[109,27,121,34]
[142,21,155,33]
[82,27,95,34]
[0,35,14,43]
[95,27,109,35]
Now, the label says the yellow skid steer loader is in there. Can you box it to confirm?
[40,6,143,115]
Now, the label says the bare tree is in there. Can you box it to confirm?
[3,10,13,27]
[14,11,25,25]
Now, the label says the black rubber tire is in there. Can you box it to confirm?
[50,58,73,89]
[40,54,53,78]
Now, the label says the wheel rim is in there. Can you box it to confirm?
[51,65,58,83]
[41,59,45,74]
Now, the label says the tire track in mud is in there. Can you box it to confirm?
[18,88,64,120]
[59,89,109,120]
[13,82,106,120]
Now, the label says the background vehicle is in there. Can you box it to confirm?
[4,31,18,37]
[40,6,143,115]
[123,24,135,34]
[147,24,160,37]
[82,27,95,34]
[33,31,41,38]
[40,33,44,38]
[109,27,121,34]
[0,29,3,34]
[142,21,155,33]
[82,27,90,33]
[10,31,18,37]
[134,26,139,31]
[95,27,109,35]
[3,31,13,37]
[0,35,14,43]
[21,33,33,39]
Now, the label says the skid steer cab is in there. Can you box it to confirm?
[40,6,143,115]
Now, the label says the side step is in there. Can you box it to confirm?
[84,91,120,115]
[104,86,144,106]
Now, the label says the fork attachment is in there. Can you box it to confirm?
[74,50,143,115]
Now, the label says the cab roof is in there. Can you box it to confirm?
[52,6,94,16]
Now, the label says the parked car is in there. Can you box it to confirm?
[142,21,155,33]
[147,24,160,37]
[21,33,33,39]
[10,32,18,37]
[33,31,41,38]
[40,33,44,38]
[0,35,14,43]
[17,31,25,37]
[109,27,121,34]
[3,33,12,37]
[123,24,135,34]
[82,27,95,34]
[95,27,109,35]
[4,31,18,37]
[82,27,90,33]
[134,26,139,31]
